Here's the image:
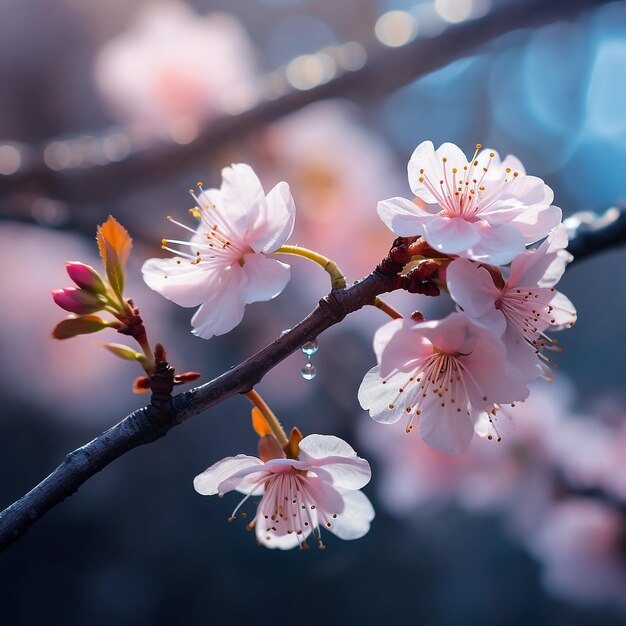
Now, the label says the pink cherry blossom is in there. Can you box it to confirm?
[94,2,257,137]
[142,163,295,339]
[446,225,576,381]
[529,499,626,609]
[377,141,561,265]
[357,312,531,454]
[193,434,374,550]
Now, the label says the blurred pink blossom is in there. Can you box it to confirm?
[528,499,626,609]
[94,2,258,137]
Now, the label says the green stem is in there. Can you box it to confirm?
[274,245,346,289]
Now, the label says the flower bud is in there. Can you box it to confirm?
[51,287,104,314]
[65,262,107,294]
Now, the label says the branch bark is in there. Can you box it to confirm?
[0,212,622,552]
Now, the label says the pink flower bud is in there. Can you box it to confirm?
[51,287,104,314]
[65,262,106,294]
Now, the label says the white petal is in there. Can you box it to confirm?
[358,367,404,424]
[297,436,372,490]
[193,455,262,495]
[422,216,481,255]
[190,265,246,339]
[377,196,436,237]
[219,163,266,233]
[447,259,501,319]
[298,434,358,460]
[240,253,290,304]
[328,489,375,540]
[248,181,296,253]
[142,257,217,307]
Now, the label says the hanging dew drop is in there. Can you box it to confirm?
[300,362,317,380]
[301,339,319,357]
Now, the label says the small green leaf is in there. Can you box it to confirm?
[52,316,110,340]
[98,342,144,362]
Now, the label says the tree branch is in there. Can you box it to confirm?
[0,0,609,208]
[0,211,623,552]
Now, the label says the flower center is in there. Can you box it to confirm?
[228,470,339,551]
[415,144,519,219]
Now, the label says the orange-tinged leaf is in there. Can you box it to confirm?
[97,216,132,299]
[251,407,272,437]
[52,315,110,340]
[97,215,132,267]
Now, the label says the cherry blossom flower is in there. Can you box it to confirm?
[446,225,576,380]
[142,164,295,339]
[94,2,257,137]
[377,141,561,265]
[193,434,374,550]
[528,499,626,609]
[358,313,531,454]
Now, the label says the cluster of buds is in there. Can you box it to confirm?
[51,216,199,397]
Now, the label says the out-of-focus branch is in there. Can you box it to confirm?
[0,0,609,207]
[566,207,626,264]
[0,214,623,552]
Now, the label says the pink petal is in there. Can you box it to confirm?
[240,252,290,304]
[462,222,525,265]
[421,216,481,255]
[512,204,562,244]
[460,325,532,406]
[373,318,405,363]
[193,454,263,495]
[378,320,434,378]
[447,259,501,319]
[410,312,473,356]
[417,392,475,454]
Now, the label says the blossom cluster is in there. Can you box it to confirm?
[359,141,576,453]
[54,140,577,551]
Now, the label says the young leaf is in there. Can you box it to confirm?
[96,216,133,298]
[99,342,144,362]
[52,316,110,340]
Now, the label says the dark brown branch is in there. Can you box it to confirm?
[0,0,609,206]
[0,254,404,552]
[0,212,623,552]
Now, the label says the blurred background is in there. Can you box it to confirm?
[1,0,626,624]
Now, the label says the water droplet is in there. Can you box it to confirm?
[301,339,319,356]
[279,328,291,338]
[300,362,317,380]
